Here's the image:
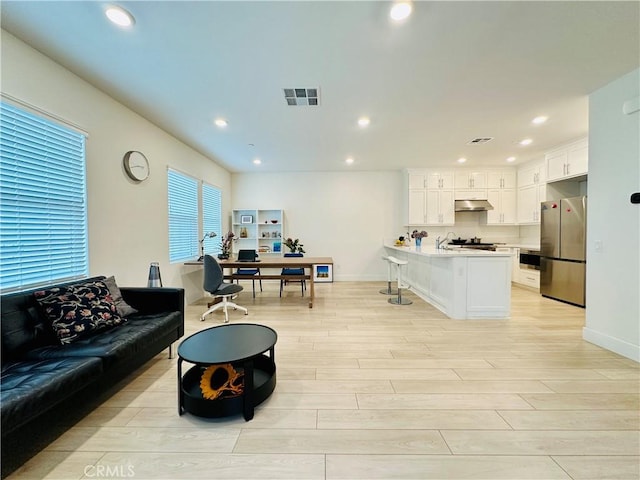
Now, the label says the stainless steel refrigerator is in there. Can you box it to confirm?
[540,196,587,307]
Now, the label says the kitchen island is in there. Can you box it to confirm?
[384,244,512,319]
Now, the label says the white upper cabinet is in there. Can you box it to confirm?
[487,188,517,225]
[407,188,427,225]
[405,169,454,225]
[408,172,427,189]
[546,138,588,182]
[517,158,547,224]
[454,171,487,190]
[454,170,488,200]
[517,183,546,224]
[487,170,517,189]
[518,159,546,188]
[426,170,454,189]
[426,189,455,225]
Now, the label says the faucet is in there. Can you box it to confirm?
[436,232,456,249]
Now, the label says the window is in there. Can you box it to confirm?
[0,102,88,292]
[167,169,198,263]
[202,183,222,255]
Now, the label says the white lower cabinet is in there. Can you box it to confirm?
[496,247,520,283]
[517,269,540,289]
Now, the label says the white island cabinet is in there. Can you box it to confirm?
[384,245,512,320]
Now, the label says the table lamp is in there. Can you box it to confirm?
[198,231,217,261]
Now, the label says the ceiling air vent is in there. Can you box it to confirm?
[467,137,494,144]
[283,88,320,106]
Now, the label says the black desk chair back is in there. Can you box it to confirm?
[202,255,248,323]
[280,252,306,297]
[234,249,262,298]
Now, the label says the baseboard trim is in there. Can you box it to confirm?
[582,327,640,362]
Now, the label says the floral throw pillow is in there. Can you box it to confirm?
[34,280,125,345]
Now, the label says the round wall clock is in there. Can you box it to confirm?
[123,150,150,182]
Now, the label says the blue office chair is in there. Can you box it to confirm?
[280,252,306,297]
[201,255,247,323]
[233,249,262,298]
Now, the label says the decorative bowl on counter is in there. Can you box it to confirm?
[270,220,278,224]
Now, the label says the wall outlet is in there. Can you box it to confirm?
[594,240,603,253]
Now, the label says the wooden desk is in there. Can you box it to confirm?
[187,256,333,308]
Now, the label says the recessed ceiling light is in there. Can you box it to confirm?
[357,117,370,127]
[519,138,533,146]
[253,158,261,165]
[214,119,228,127]
[457,157,467,164]
[532,116,548,125]
[345,157,354,165]
[390,1,412,21]
[105,6,135,27]
[506,156,516,163]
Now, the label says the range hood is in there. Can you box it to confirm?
[455,199,494,212]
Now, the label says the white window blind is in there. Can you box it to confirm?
[167,169,198,262]
[0,102,88,292]
[202,183,222,255]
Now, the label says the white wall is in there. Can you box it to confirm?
[231,171,404,280]
[1,30,232,303]
[584,68,640,362]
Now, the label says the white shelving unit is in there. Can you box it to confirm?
[232,209,283,256]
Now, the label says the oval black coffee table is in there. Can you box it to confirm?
[177,323,277,421]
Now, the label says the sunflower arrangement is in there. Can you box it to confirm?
[199,364,244,400]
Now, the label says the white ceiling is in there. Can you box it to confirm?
[1,1,638,173]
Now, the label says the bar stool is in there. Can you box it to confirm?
[386,256,412,305]
[379,256,399,295]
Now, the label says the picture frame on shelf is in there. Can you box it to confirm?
[240,215,253,224]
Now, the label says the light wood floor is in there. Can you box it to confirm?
[8,282,640,480]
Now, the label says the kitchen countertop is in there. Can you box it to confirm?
[385,244,512,257]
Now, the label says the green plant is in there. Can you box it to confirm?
[220,231,236,256]
[284,237,305,254]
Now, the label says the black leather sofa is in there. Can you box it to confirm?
[0,276,185,475]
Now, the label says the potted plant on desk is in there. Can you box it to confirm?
[284,237,305,254]
[218,231,235,259]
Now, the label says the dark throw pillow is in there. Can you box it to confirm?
[34,280,125,345]
[103,276,138,317]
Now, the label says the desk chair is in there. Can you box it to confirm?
[280,252,306,297]
[233,249,262,298]
[201,255,248,323]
